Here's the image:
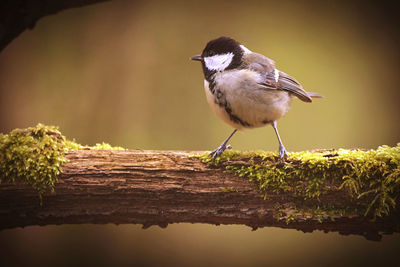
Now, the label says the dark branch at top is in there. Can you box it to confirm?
[0,0,109,52]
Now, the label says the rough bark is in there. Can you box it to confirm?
[0,149,399,241]
[0,0,109,52]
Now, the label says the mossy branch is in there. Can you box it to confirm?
[1,124,399,241]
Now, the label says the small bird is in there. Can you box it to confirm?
[191,36,322,160]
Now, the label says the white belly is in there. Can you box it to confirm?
[204,69,291,130]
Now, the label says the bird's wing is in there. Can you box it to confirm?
[274,71,312,102]
[257,70,314,102]
[244,53,318,102]
[245,52,276,73]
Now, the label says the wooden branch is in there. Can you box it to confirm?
[0,0,109,52]
[1,149,398,241]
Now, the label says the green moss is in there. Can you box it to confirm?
[191,149,272,165]
[65,139,124,151]
[0,124,67,199]
[220,186,239,192]
[194,144,400,220]
[0,124,124,199]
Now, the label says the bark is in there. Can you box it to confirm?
[0,0,109,52]
[0,149,399,241]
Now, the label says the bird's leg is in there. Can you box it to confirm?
[271,121,288,160]
[210,129,237,160]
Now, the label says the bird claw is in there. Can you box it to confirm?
[210,144,231,160]
[278,144,288,161]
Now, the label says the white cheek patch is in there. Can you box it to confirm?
[274,69,279,82]
[204,53,234,71]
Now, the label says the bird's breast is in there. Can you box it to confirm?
[204,69,291,129]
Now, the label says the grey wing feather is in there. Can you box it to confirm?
[258,71,313,102]
[276,71,312,102]
[244,53,275,73]
[244,53,277,89]
[244,53,321,102]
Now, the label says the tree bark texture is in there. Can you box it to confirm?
[1,149,399,241]
[0,0,108,52]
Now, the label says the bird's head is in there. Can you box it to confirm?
[191,37,249,78]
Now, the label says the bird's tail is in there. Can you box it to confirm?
[307,92,323,98]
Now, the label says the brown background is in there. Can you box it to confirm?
[0,0,399,266]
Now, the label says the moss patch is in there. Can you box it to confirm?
[195,144,400,219]
[0,124,66,199]
[0,124,124,199]
[220,186,239,192]
[65,139,124,151]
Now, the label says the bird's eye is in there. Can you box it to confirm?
[208,51,215,56]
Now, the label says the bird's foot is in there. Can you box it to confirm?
[278,144,288,161]
[210,144,232,160]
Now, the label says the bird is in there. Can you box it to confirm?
[191,36,322,160]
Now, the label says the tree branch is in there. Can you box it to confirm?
[1,149,398,241]
[0,0,109,52]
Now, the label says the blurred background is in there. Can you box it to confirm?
[0,0,399,266]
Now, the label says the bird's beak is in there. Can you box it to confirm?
[191,54,202,61]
